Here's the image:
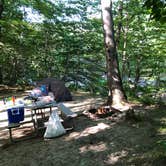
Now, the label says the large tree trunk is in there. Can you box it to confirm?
[101,0,127,107]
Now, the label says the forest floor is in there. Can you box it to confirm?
[0,88,166,166]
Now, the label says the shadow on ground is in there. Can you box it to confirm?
[0,103,166,166]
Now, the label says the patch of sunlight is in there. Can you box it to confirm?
[112,76,119,82]
[64,98,103,107]
[65,123,110,141]
[58,98,104,112]
[112,103,130,112]
[104,150,128,165]
[160,117,166,123]
[158,127,166,135]
[79,142,107,153]
[63,98,104,113]
[13,132,25,138]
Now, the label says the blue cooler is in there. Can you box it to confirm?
[7,107,24,124]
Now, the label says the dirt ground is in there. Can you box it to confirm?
[0,92,166,166]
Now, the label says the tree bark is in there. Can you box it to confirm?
[0,66,2,84]
[116,0,123,47]
[0,0,4,19]
[0,0,4,34]
[134,56,141,90]
[101,0,127,106]
[121,12,129,80]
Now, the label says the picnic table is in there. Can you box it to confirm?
[7,101,57,142]
[7,101,77,142]
[25,101,58,133]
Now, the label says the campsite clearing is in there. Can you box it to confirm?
[0,92,166,166]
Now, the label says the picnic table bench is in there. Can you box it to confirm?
[8,120,36,142]
[58,103,77,130]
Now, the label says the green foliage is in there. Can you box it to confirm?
[144,0,166,23]
[0,0,165,101]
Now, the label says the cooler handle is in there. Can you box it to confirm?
[11,108,20,115]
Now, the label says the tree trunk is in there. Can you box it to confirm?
[134,56,141,90]
[121,12,129,80]
[101,0,127,106]
[116,0,123,47]
[0,0,4,35]
[0,0,4,21]
[0,66,2,84]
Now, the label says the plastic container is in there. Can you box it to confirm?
[7,107,24,124]
[40,85,48,95]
